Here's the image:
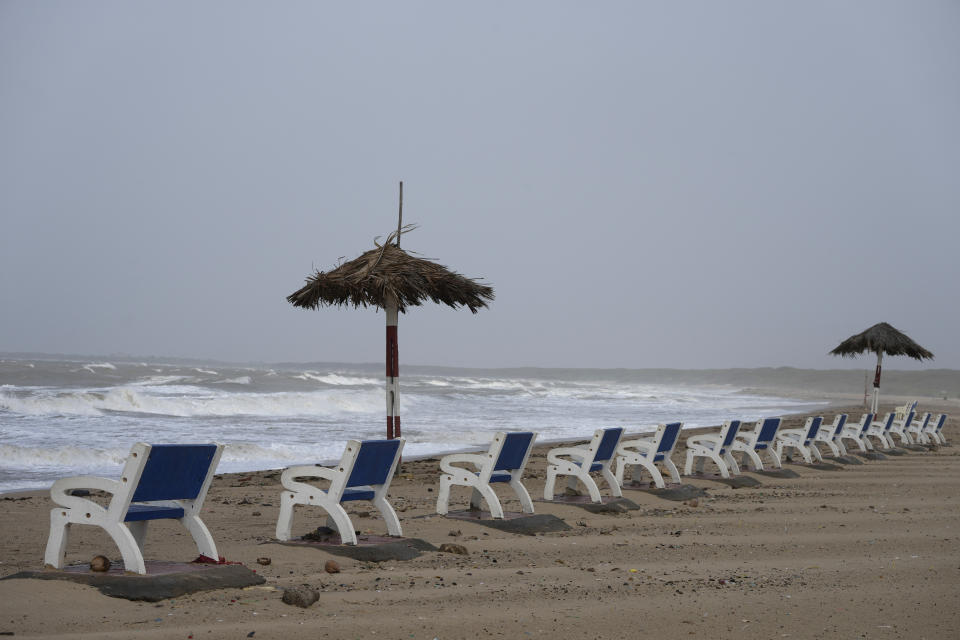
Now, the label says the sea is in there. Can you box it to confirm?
[0,356,825,494]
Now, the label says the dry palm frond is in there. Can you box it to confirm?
[287,241,494,313]
[830,322,933,360]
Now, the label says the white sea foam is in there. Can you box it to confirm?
[80,362,117,373]
[294,372,381,386]
[129,375,193,386]
[0,358,828,493]
[0,387,383,418]
[0,443,129,471]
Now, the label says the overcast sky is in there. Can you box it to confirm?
[1,1,958,370]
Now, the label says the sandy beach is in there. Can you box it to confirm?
[1,402,958,639]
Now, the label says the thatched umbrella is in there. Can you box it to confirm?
[830,322,933,413]
[287,194,494,440]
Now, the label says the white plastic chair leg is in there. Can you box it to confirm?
[581,474,602,503]
[373,496,403,537]
[276,493,296,541]
[663,458,681,483]
[469,487,484,511]
[722,452,740,475]
[127,520,148,554]
[741,449,763,472]
[43,512,70,569]
[102,521,147,575]
[765,447,782,469]
[474,484,504,519]
[183,515,219,559]
[600,468,622,498]
[436,477,452,515]
[543,468,558,500]
[324,504,358,545]
[713,455,731,478]
[509,479,535,513]
[683,452,695,476]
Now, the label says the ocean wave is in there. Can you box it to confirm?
[0,387,384,418]
[80,362,117,373]
[0,443,128,470]
[294,372,381,386]
[214,376,252,385]
[129,375,194,386]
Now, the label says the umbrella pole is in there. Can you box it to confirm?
[872,351,883,414]
[386,299,400,439]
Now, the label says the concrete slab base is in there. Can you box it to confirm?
[272,534,437,561]
[1,562,265,602]
[442,511,571,534]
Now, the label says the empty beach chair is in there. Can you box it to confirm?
[44,443,224,575]
[864,413,897,450]
[918,414,948,445]
[887,410,917,445]
[774,416,824,463]
[276,439,404,545]
[683,420,743,478]
[895,400,918,422]
[730,417,783,471]
[614,422,683,488]
[812,414,849,457]
[544,427,624,503]
[436,431,537,519]
[837,413,875,452]
[904,412,931,444]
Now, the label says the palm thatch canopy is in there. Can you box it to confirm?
[830,322,933,360]
[287,241,494,314]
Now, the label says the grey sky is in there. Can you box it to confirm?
[1,1,958,370]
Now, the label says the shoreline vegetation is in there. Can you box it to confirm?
[0,401,957,638]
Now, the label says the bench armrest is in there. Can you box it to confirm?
[617,438,655,454]
[686,435,721,448]
[439,453,488,475]
[547,447,589,466]
[49,476,123,512]
[280,465,338,490]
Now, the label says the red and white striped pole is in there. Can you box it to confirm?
[386,181,403,440]
[385,297,400,439]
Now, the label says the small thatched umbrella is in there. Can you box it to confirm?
[830,322,933,413]
[287,193,494,440]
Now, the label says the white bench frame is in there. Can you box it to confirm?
[684,420,742,478]
[276,439,404,545]
[436,432,537,519]
[44,442,223,575]
[614,422,683,489]
[544,428,624,503]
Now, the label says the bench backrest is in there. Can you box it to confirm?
[656,422,683,455]
[803,416,823,442]
[932,414,947,433]
[755,417,782,447]
[859,413,874,433]
[493,432,536,471]
[831,414,848,436]
[131,444,219,502]
[902,410,916,428]
[594,427,624,462]
[879,413,896,431]
[346,439,402,487]
[719,420,741,452]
